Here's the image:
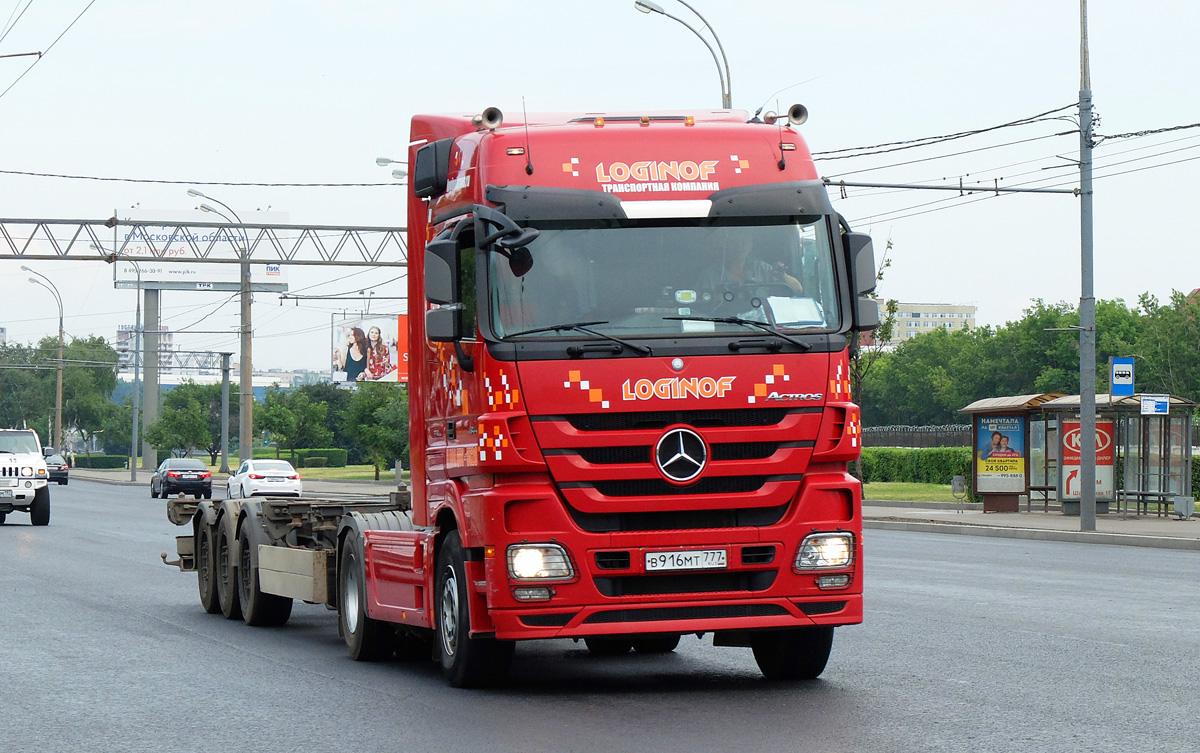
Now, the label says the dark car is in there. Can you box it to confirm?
[151,458,212,499]
[45,454,70,485]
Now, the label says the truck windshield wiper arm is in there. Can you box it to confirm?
[505,320,652,356]
[663,315,812,351]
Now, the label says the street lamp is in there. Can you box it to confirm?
[21,266,64,451]
[188,188,254,469]
[98,247,143,482]
[634,0,731,109]
[376,157,407,181]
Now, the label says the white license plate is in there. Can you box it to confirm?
[182,474,198,479]
[0,489,12,498]
[266,477,285,482]
[645,548,727,572]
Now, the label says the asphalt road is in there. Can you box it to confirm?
[2,481,1196,753]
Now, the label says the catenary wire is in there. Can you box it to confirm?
[0,0,98,102]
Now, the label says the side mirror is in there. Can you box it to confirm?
[424,238,458,305]
[426,305,463,342]
[844,232,876,296]
[412,138,454,199]
[852,296,880,332]
[507,247,533,277]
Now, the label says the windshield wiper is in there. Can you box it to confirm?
[505,320,652,356]
[663,315,812,351]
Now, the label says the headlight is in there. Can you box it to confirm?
[20,466,33,477]
[507,543,574,581]
[794,533,854,570]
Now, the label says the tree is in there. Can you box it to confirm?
[145,398,209,457]
[160,381,239,464]
[345,383,409,480]
[257,387,333,462]
[297,382,363,463]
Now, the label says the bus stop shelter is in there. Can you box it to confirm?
[960,394,1066,513]
[1039,393,1195,517]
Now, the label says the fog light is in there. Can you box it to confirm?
[507,543,574,581]
[25,480,33,488]
[795,533,854,570]
[513,587,552,601]
[816,574,852,589]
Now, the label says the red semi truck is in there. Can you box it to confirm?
[165,105,879,687]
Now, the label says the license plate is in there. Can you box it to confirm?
[645,548,727,572]
[182,474,198,479]
[267,477,285,482]
[0,489,12,498]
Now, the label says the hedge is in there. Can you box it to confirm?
[253,447,348,467]
[303,456,328,468]
[858,447,972,485]
[71,454,128,469]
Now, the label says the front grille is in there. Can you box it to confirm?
[561,408,795,432]
[567,503,788,533]
[519,612,577,627]
[1,467,19,478]
[583,603,789,624]
[595,551,631,570]
[798,601,847,616]
[574,442,787,465]
[594,571,776,597]
[588,476,768,497]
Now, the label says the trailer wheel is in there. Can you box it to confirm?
[436,531,514,687]
[338,534,392,661]
[215,516,242,621]
[237,522,292,627]
[29,487,50,526]
[751,626,834,680]
[631,634,680,654]
[196,522,221,614]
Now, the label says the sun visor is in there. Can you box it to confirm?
[485,185,626,221]
[706,180,834,218]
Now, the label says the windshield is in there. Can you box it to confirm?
[487,218,840,339]
[0,431,40,454]
[253,461,295,473]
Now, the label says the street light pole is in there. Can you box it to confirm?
[1078,0,1097,531]
[22,266,63,450]
[634,0,731,109]
[188,189,253,468]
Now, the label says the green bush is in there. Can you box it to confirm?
[297,448,347,468]
[303,456,328,468]
[72,454,128,469]
[858,447,972,485]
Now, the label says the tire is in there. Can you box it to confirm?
[584,637,634,656]
[241,484,251,499]
[215,516,242,621]
[196,522,221,614]
[631,634,681,654]
[338,534,392,661]
[0,512,6,525]
[29,486,50,526]
[193,493,202,500]
[150,481,158,498]
[751,626,835,680]
[237,521,292,627]
[227,483,237,499]
[436,531,514,687]
[203,489,212,500]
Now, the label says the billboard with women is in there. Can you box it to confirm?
[975,415,1026,492]
[331,315,408,384]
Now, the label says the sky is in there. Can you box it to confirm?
[2,1,1197,373]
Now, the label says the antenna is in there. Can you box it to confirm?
[522,97,534,176]
[776,101,786,170]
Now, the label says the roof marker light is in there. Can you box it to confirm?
[594,117,605,128]
[506,147,526,156]
[685,116,695,126]
[640,115,650,126]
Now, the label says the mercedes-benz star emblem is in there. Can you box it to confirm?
[655,427,707,483]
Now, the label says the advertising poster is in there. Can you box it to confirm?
[1060,418,1115,501]
[975,415,1026,493]
[332,315,408,384]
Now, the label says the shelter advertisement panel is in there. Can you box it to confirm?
[332,315,408,384]
[1060,418,1115,501]
[975,415,1026,493]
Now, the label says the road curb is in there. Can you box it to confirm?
[865,518,1200,551]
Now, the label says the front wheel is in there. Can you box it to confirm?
[436,531,514,687]
[632,634,680,654]
[196,523,221,614]
[751,626,834,680]
[338,534,392,661]
[29,486,50,526]
[584,637,633,656]
[237,522,292,627]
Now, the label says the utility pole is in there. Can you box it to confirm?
[220,352,232,474]
[1078,0,1097,532]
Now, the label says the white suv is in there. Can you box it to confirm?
[0,429,51,526]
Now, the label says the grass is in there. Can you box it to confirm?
[863,481,976,504]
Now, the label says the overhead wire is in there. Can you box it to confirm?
[0,0,97,102]
[0,0,34,45]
